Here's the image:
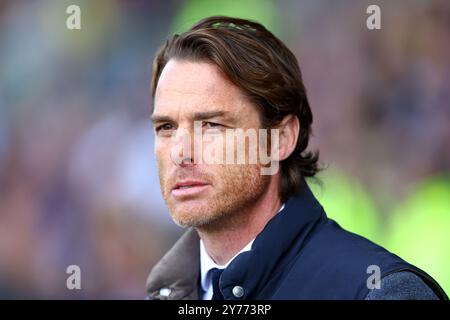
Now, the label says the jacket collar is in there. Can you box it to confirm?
[220,179,324,299]
[146,179,324,300]
[146,228,200,300]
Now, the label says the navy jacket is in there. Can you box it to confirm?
[146,179,448,300]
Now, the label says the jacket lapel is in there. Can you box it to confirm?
[146,228,200,300]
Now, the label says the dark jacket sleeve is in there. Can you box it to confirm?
[364,271,440,300]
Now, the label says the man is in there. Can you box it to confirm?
[146,16,447,300]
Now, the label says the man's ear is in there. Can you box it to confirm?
[277,114,300,161]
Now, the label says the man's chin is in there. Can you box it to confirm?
[170,212,220,228]
[169,202,231,229]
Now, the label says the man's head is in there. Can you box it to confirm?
[151,16,318,228]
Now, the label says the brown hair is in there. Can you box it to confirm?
[151,16,319,203]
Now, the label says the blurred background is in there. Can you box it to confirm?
[0,0,449,298]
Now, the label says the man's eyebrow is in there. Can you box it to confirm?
[192,110,230,121]
[151,114,173,124]
[151,110,233,123]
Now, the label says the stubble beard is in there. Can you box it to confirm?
[159,163,270,231]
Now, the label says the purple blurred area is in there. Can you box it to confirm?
[0,0,449,298]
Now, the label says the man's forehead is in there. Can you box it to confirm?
[153,94,237,117]
[154,60,246,116]
[155,59,237,98]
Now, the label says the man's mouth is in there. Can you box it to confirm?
[171,180,211,198]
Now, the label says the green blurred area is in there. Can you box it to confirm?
[385,176,450,295]
[171,0,279,34]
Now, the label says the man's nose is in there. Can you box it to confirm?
[170,127,196,166]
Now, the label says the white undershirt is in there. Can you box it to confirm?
[199,203,285,300]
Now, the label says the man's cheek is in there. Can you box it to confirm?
[155,143,168,168]
[154,148,168,185]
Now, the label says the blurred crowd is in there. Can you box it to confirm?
[0,0,449,298]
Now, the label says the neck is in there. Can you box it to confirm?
[196,176,281,266]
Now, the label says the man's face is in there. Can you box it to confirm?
[152,59,270,228]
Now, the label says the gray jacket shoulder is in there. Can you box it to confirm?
[365,271,439,300]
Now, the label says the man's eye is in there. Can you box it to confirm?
[158,123,174,131]
[203,122,223,129]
